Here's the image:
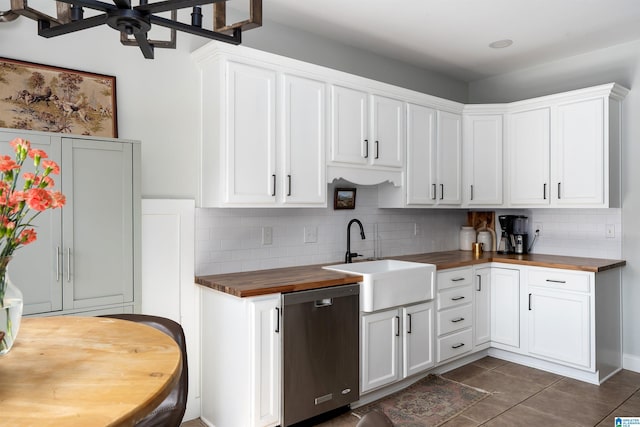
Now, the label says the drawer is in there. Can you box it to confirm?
[437,268,473,291]
[437,304,472,336]
[528,268,591,293]
[437,285,473,310]
[437,328,472,363]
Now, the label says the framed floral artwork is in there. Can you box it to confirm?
[0,57,117,137]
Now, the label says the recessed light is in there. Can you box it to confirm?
[489,39,513,49]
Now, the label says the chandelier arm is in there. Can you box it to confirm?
[150,14,241,44]
[53,0,116,13]
[112,0,132,9]
[136,0,225,14]
[133,32,155,59]
[38,13,108,37]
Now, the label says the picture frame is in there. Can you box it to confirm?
[334,188,357,210]
[0,57,117,137]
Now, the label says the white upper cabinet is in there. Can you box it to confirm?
[195,48,326,207]
[508,107,551,206]
[405,103,437,205]
[507,84,627,208]
[330,85,369,166]
[436,111,463,205]
[463,113,503,206]
[281,73,326,205]
[370,95,404,168]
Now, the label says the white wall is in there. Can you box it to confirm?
[196,182,467,275]
[469,39,640,370]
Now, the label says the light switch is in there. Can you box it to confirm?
[262,226,273,245]
[304,226,317,243]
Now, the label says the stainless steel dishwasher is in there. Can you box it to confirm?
[281,283,360,426]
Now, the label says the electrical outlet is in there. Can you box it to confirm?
[606,224,615,239]
[533,222,543,236]
[262,226,273,245]
[304,226,317,243]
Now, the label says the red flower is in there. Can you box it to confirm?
[50,191,66,208]
[25,188,52,211]
[42,159,60,175]
[9,138,30,153]
[28,149,48,160]
[0,155,19,173]
[15,228,37,245]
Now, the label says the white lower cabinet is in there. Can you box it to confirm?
[490,267,521,350]
[436,267,473,363]
[201,289,281,427]
[473,267,491,348]
[526,268,592,369]
[361,301,434,393]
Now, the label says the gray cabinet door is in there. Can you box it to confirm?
[61,138,133,310]
[0,131,63,315]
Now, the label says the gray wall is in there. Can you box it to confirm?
[469,39,640,369]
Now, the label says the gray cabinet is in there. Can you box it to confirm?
[0,129,141,316]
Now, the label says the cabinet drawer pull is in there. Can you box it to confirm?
[476,274,482,291]
[451,277,465,282]
[451,343,465,349]
[543,183,547,200]
[375,140,379,159]
[528,293,532,311]
[545,279,567,284]
[407,313,412,334]
[470,184,474,201]
[451,296,465,301]
[395,315,400,337]
[287,174,292,196]
[275,307,280,333]
[271,174,276,196]
[364,139,369,158]
[440,183,444,200]
[451,317,465,323]
[431,183,436,200]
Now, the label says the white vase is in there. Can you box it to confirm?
[1,267,23,355]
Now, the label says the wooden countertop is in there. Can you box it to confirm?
[0,316,181,427]
[195,250,625,298]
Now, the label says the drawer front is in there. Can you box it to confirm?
[437,268,473,291]
[437,304,472,336]
[437,285,473,310]
[528,268,591,293]
[437,328,473,362]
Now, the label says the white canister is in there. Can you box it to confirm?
[477,230,493,252]
[459,226,476,251]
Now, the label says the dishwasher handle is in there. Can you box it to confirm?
[314,298,333,307]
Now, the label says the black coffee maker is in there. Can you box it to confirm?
[498,215,529,254]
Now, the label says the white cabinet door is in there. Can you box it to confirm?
[490,268,520,348]
[226,61,277,204]
[553,97,605,205]
[402,302,434,378]
[62,138,134,310]
[361,308,400,393]
[330,85,368,165]
[406,103,437,205]
[528,287,591,368]
[0,131,62,315]
[436,111,462,205]
[250,295,281,427]
[281,74,326,205]
[473,268,491,346]
[464,115,503,206]
[371,95,403,168]
[508,108,551,206]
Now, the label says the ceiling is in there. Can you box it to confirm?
[254,0,640,82]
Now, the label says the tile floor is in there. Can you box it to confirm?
[181,357,640,427]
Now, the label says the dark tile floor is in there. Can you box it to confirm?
[181,357,640,427]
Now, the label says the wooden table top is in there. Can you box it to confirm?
[196,250,625,298]
[0,316,182,427]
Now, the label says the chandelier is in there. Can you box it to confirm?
[3,0,262,59]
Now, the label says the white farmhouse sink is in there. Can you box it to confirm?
[323,260,435,312]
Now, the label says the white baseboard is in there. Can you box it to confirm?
[623,353,640,373]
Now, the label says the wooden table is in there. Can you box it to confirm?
[0,316,182,427]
